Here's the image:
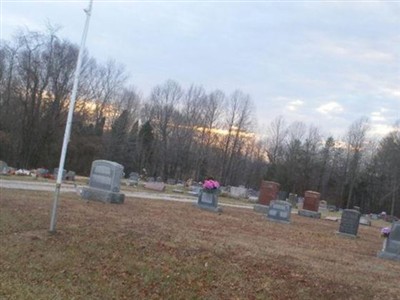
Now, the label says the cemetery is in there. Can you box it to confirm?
[1,179,400,299]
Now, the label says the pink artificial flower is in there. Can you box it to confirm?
[203,179,220,190]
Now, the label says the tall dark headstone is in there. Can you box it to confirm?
[298,190,321,219]
[81,160,125,204]
[337,209,361,238]
[254,181,280,214]
[378,222,400,261]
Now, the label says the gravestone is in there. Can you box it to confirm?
[298,191,321,219]
[267,200,292,224]
[378,222,400,261]
[54,168,67,180]
[197,189,222,213]
[127,172,139,186]
[254,181,280,214]
[167,178,175,185]
[156,176,163,182]
[0,161,8,174]
[319,200,328,212]
[288,193,298,206]
[81,160,125,204]
[144,182,166,191]
[277,191,288,201]
[167,178,176,185]
[230,186,247,199]
[188,185,202,196]
[337,209,361,238]
[65,171,76,181]
[359,215,371,226]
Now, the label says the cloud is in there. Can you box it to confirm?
[286,99,304,111]
[316,102,344,115]
[369,123,395,136]
[370,108,389,122]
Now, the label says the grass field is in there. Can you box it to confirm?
[1,188,399,299]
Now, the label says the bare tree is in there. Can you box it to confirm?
[343,117,370,208]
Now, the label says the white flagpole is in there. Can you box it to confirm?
[50,0,94,233]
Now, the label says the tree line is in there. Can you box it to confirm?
[0,29,399,215]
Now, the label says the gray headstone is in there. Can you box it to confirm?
[156,176,163,182]
[88,160,123,192]
[127,172,139,186]
[230,186,247,199]
[188,186,202,196]
[267,200,292,224]
[338,209,361,238]
[66,171,76,181]
[0,161,8,174]
[54,168,67,180]
[288,193,297,206]
[319,200,328,211]
[277,191,288,201]
[81,160,125,204]
[359,215,371,226]
[378,222,400,261]
[197,189,222,213]
[167,178,176,185]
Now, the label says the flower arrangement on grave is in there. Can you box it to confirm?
[381,227,391,238]
[202,177,220,193]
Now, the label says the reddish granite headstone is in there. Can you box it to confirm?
[258,181,280,206]
[303,191,321,212]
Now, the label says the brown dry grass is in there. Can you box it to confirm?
[0,188,399,300]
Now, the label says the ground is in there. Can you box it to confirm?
[1,188,399,299]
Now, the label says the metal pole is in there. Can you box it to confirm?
[50,0,94,233]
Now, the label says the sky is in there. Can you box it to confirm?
[1,0,399,139]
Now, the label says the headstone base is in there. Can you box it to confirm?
[81,187,125,204]
[377,251,400,261]
[267,216,291,224]
[335,231,358,239]
[298,209,321,219]
[196,203,222,213]
[253,204,269,214]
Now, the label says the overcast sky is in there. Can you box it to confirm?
[2,0,399,138]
